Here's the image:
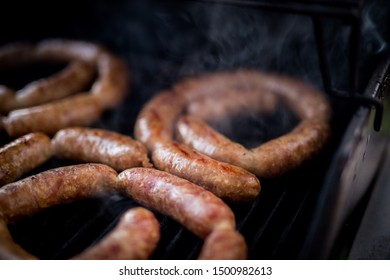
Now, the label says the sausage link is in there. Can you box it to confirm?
[0,132,52,187]
[52,127,151,171]
[3,94,103,137]
[14,60,95,110]
[152,142,260,202]
[118,167,236,239]
[74,207,160,260]
[0,164,118,223]
[198,226,247,260]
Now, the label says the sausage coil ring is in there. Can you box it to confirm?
[175,70,331,178]
[0,164,160,260]
[0,40,129,137]
[135,90,261,202]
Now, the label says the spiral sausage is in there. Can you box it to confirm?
[0,39,129,137]
[175,70,331,178]
[135,90,260,202]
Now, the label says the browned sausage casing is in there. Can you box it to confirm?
[118,167,236,239]
[152,142,260,202]
[3,94,103,137]
[0,164,118,222]
[134,90,261,202]
[198,226,248,260]
[73,207,160,260]
[52,127,152,171]
[0,132,52,187]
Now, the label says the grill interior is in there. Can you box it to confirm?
[1,0,389,259]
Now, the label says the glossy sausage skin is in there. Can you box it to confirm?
[74,207,160,260]
[52,127,152,171]
[152,142,260,202]
[198,226,248,260]
[118,168,236,239]
[3,94,103,137]
[0,132,53,187]
[0,164,118,223]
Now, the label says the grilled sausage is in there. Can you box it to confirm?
[36,39,130,109]
[198,225,248,260]
[13,60,95,110]
[0,132,52,187]
[0,164,118,223]
[52,127,152,171]
[118,168,236,239]
[2,94,103,137]
[174,70,331,178]
[152,142,260,202]
[0,39,129,136]
[74,207,160,260]
[186,88,278,123]
[177,116,330,178]
[134,90,261,202]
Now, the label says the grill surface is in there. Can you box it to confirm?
[1,0,389,259]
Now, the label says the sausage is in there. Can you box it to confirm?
[0,39,129,137]
[117,167,236,239]
[52,127,152,171]
[2,94,103,137]
[174,70,331,178]
[186,88,278,123]
[177,116,330,178]
[0,164,118,223]
[152,142,260,202]
[198,225,248,260]
[134,90,261,202]
[13,60,95,110]
[73,207,160,260]
[135,90,185,151]
[0,43,95,113]
[36,39,130,109]
[0,132,52,187]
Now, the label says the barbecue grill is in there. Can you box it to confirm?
[0,0,389,260]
